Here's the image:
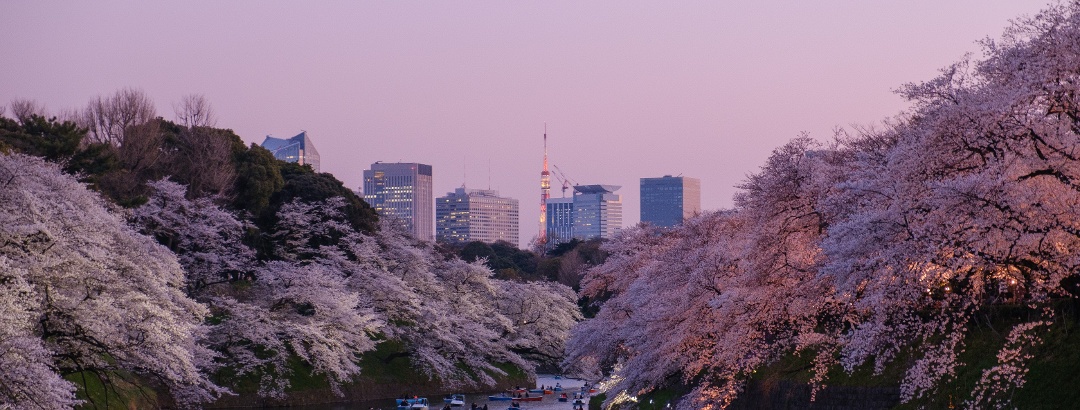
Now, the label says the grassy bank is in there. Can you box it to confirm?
[72,339,533,409]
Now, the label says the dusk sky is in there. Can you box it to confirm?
[2,1,1048,247]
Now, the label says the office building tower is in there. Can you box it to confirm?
[363,162,434,240]
[545,197,574,246]
[437,188,519,245]
[260,131,321,172]
[572,184,622,241]
[640,175,701,228]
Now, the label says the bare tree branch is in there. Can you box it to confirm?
[173,94,216,128]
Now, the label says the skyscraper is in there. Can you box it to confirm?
[640,175,701,228]
[260,131,321,172]
[572,184,622,241]
[436,188,519,245]
[545,197,574,246]
[363,162,434,240]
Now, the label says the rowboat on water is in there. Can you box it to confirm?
[443,394,465,407]
[395,397,430,410]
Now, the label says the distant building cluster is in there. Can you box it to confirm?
[259,131,702,250]
[544,185,623,247]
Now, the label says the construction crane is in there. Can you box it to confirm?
[552,165,578,197]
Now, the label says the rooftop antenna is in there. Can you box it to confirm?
[487,158,492,190]
[462,156,467,189]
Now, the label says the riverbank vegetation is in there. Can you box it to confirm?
[567,3,1080,409]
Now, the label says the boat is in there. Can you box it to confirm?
[516,396,542,402]
[395,397,430,410]
[488,395,513,401]
[558,393,569,402]
[573,398,586,409]
[527,388,544,394]
[443,394,465,406]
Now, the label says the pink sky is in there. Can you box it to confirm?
[1,1,1048,247]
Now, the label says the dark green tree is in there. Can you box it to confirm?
[232,143,284,215]
[460,241,496,263]
[0,114,83,159]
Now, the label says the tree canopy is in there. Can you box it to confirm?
[567,3,1080,409]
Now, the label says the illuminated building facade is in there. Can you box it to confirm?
[436,188,519,245]
[260,131,321,172]
[545,197,574,246]
[640,175,701,228]
[363,162,434,240]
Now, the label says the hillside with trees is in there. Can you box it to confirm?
[567,3,1080,409]
[0,92,581,409]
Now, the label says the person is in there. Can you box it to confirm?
[483,405,488,410]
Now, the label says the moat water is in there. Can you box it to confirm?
[292,375,593,410]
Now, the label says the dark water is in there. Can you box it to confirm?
[293,375,593,410]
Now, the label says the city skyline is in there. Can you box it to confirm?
[0,1,1049,248]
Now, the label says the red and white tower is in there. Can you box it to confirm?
[538,126,551,245]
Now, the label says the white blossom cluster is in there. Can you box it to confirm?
[0,154,581,408]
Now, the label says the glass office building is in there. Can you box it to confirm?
[436,188,519,245]
[640,175,701,228]
[544,185,622,247]
[571,185,622,241]
[363,162,434,240]
[260,131,321,172]
[545,197,575,247]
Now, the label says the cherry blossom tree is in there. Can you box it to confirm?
[134,183,382,398]
[0,153,222,408]
[571,3,1080,409]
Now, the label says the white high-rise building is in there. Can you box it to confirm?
[436,188,519,245]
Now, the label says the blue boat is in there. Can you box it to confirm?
[488,395,513,401]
